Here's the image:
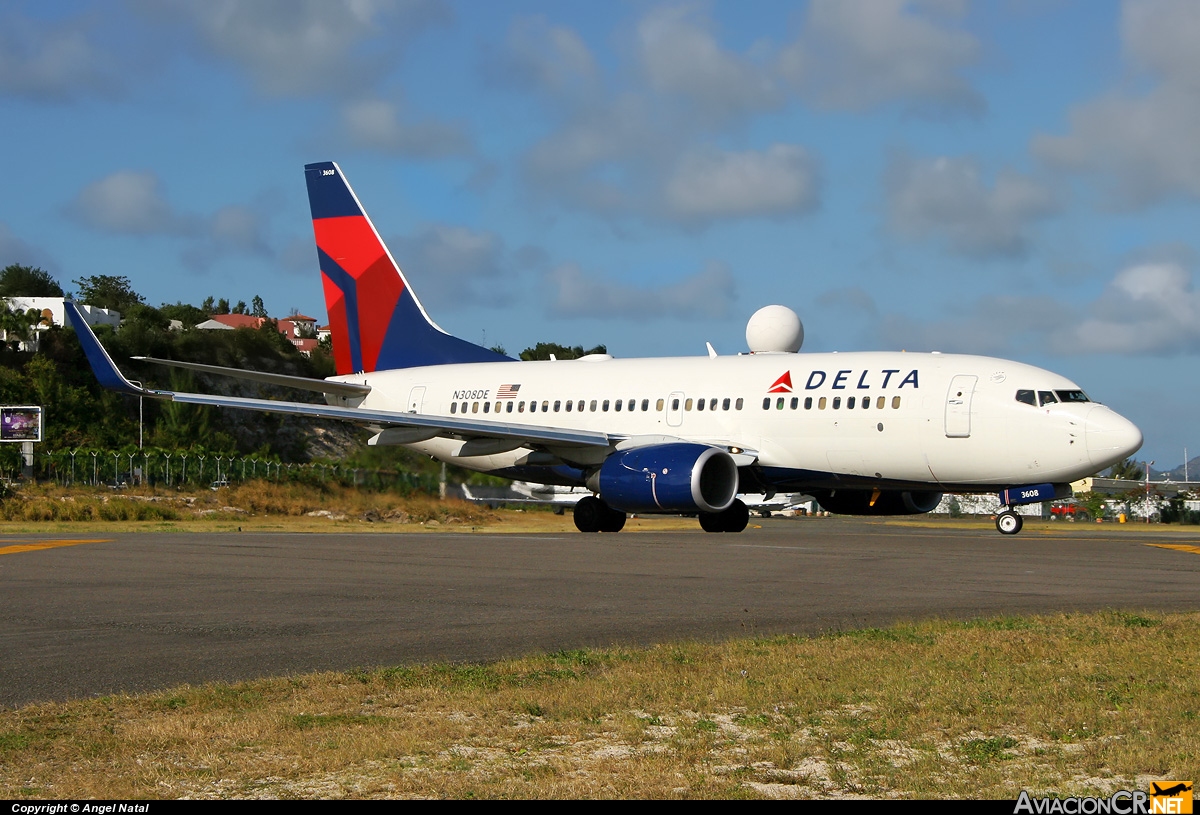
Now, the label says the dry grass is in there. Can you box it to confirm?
[0,482,707,534]
[1,611,1195,799]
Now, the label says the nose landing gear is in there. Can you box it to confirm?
[995,510,1023,535]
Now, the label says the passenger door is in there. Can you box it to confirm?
[944,375,977,438]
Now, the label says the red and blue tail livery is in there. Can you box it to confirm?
[304,161,511,374]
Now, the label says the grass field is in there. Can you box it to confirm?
[1,611,1196,799]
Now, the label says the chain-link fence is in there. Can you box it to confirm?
[9,447,441,495]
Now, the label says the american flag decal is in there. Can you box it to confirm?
[497,384,521,399]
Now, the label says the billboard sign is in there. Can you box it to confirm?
[0,406,42,442]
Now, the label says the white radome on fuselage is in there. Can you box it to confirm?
[328,349,1141,492]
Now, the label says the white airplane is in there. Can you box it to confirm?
[66,161,1143,536]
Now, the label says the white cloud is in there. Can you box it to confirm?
[388,224,508,309]
[483,15,597,94]
[0,12,120,101]
[165,0,451,97]
[1059,262,1200,355]
[778,0,981,114]
[663,144,819,223]
[67,171,193,236]
[1032,0,1200,207]
[340,98,472,157]
[851,259,1200,357]
[546,261,735,320]
[635,4,778,121]
[886,153,1059,258]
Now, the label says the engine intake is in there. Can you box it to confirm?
[812,489,942,516]
[592,443,738,514]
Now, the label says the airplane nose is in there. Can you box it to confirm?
[1084,406,1143,469]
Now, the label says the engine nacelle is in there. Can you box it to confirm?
[592,443,738,514]
[812,489,942,516]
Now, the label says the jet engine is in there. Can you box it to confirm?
[812,489,942,516]
[590,443,738,514]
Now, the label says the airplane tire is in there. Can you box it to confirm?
[996,511,1023,535]
[699,512,724,533]
[722,499,750,533]
[599,504,627,533]
[574,496,603,533]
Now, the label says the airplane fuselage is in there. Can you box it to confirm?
[329,349,1141,494]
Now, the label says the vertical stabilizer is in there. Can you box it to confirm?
[304,161,511,374]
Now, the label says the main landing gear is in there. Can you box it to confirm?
[573,495,627,533]
[995,510,1023,535]
[699,499,750,533]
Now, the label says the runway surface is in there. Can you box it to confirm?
[2,519,1198,708]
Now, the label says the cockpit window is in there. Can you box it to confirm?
[1055,390,1090,403]
[1016,389,1035,406]
[1038,391,1058,406]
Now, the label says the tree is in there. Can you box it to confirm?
[216,298,230,315]
[201,296,215,315]
[1106,458,1143,480]
[233,300,247,315]
[72,275,144,313]
[251,295,267,317]
[519,342,607,361]
[0,264,64,297]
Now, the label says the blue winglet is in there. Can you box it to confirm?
[64,301,154,397]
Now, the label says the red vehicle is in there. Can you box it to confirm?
[1050,502,1079,517]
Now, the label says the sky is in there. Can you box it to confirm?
[1,0,1198,470]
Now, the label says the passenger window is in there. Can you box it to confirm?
[818,397,827,410]
[790,397,799,410]
[565,400,572,412]
[1038,391,1057,406]
[696,398,704,411]
[804,397,812,410]
[657,399,665,411]
[614,399,622,412]
[876,396,885,409]
[862,397,869,410]
[554,400,561,412]
[847,396,856,409]
[776,397,785,410]
[530,401,537,413]
[685,398,693,411]
[506,402,513,413]
[832,397,841,409]
[722,398,730,411]
[472,402,479,413]
[602,399,610,411]
[735,398,743,410]
[590,400,598,411]
[577,400,584,412]
[892,396,901,409]
[485,402,492,413]
[1016,389,1036,406]
[450,403,457,414]
[762,397,770,410]
[518,401,525,413]
[629,400,636,411]
[709,398,717,411]
[641,399,649,411]
[542,400,549,412]
[670,399,678,411]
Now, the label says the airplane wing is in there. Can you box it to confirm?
[65,301,612,450]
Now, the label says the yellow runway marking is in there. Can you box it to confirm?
[1146,543,1200,556]
[0,539,112,556]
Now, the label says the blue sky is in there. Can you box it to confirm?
[2,0,1198,470]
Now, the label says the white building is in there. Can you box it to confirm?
[1,297,122,350]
